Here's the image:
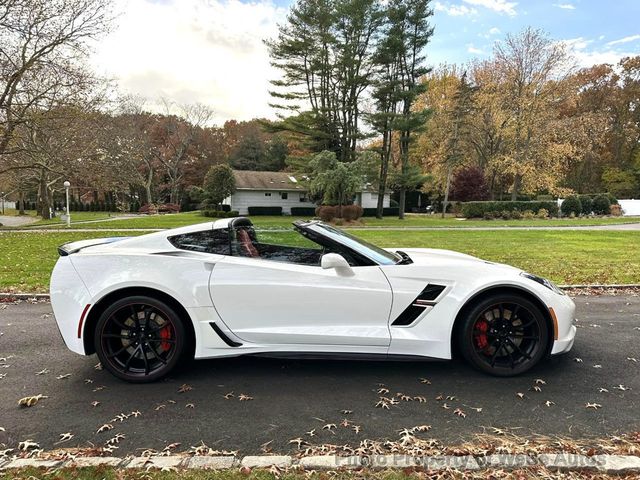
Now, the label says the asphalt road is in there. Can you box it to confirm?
[0,295,639,456]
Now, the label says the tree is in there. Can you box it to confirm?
[602,167,639,198]
[308,150,372,216]
[450,165,489,202]
[202,164,235,209]
[441,72,475,216]
[0,0,113,160]
[387,0,434,218]
[267,0,383,161]
[152,102,214,205]
[229,132,265,170]
[493,28,570,199]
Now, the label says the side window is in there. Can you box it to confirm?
[169,229,230,255]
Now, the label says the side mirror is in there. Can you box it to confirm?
[321,253,354,275]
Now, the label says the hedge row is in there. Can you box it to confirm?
[290,207,317,216]
[561,194,613,216]
[247,206,283,216]
[202,209,239,218]
[461,201,559,218]
[362,207,400,217]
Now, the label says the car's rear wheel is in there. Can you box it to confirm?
[458,293,549,376]
[94,296,186,383]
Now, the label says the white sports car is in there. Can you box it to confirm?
[50,217,576,382]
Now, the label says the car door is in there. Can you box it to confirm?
[209,255,393,347]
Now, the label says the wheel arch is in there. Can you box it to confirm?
[83,286,196,357]
[450,285,555,359]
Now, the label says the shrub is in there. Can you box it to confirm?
[510,210,523,220]
[341,204,363,221]
[315,205,336,221]
[536,208,549,218]
[248,206,283,216]
[610,204,623,216]
[500,210,511,220]
[139,203,157,215]
[592,194,611,215]
[362,207,400,217]
[522,209,535,219]
[450,166,489,201]
[461,201,558,218]
[536,194,554,201]
[202,209,239,218]
[561,196,582,217]
[158,203,180,214]
[291,207,317,216]
[578,195,593,215]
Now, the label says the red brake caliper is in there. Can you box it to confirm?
[159,325,172,352]
[475,320,489,351]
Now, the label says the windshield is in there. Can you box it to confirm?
[307,223,400,265]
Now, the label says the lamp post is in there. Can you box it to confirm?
[63,181,71,227]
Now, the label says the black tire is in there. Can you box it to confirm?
[457,293,549,376]
[94,295,187,383]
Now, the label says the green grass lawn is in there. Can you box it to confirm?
[28,211,122,226]
[1,229,638,292]
[12,210,639,230]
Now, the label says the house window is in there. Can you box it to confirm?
[281,192,288,200]
[300,195,308,202]
[265,192,271,197]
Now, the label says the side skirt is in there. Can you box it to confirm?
[246,351,446,362]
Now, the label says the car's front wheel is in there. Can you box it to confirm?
[458,293,549,376]
[94,296,187,383]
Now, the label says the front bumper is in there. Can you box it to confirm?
[550,293,577,355]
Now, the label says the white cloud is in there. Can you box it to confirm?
[553,3,576,9]
[488,27,501,35]
[91,0,286,124]
[462,0,517,16]
[433,2,477,16]
[560,36,635,68]
[606,34,640,46]
[466,43,485,55]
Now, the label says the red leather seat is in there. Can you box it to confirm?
[237,229,259,258]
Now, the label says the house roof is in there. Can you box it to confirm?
[231,169,390,194]
[233,170,306,191]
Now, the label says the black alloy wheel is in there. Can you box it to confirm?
[94,296,187,383]
[458,293,549,376]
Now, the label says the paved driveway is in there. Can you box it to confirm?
[0,295,638,455]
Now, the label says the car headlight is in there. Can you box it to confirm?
[520,272,565,295]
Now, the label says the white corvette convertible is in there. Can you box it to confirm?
[50,217,576,382]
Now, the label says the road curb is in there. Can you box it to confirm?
[1,454,640,473]
[3,284,640,301]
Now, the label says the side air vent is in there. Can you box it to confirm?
[210,322,242,347]
[391,284,446,327]
[414,284,446,304]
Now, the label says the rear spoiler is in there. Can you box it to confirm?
[58,237,130,256]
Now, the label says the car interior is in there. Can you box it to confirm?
[229,217,325,266]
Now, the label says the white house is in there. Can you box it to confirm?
[225,170,391,215]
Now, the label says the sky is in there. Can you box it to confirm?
[91,0,640,124]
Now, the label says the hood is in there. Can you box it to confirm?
[396,247,487,265]
[391,247,522,275]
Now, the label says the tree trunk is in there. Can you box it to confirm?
[376,131,390,219]
[37,173,52,220]
[18,191,25,215]
[511,174,521,201]
[442,163,452,218]
[398,189,406,220]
